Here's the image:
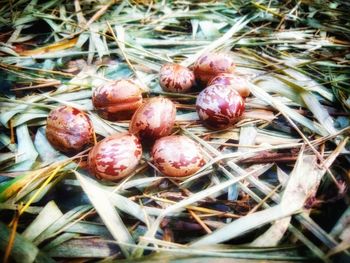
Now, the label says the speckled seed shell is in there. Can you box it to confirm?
[196,84,245,130]
[92,79,143,120]
[159,64,195,93]
[193,53,236,85]
[152,135,205,177]
[88,133,142,181]
[208,73,250,97]
[129,97,176,142]
[46,106,94,153]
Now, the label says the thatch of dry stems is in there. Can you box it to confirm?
[0,1,349,262]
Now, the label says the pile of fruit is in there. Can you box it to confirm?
[46,52,249,181]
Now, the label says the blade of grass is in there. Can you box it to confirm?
[22,200,63,241]
[181,15,250,67]
[75,171,135,258]
[0,221,54,263]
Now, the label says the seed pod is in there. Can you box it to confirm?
[88,133,142,181]
[159,63,195,93]
[129,97,176,142]
[46,106,94,153]
[196,84,245,130]
[193,52,236,86]
[208,73,250,97]
[92,79,143,121]
[152,135,205,177]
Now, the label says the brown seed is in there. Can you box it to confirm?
[196,84,245,130]
[159,63,195,93]
[152,135,205,177]
[46,106,94,153]
[193,53,236,86]
[208,73,250,97]
[129,97,176,142]
[92,79,143,121]
[88,133,142,181]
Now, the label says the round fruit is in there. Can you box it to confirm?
[46,106,94,153]
[129,97,176,142]
[196,84,245,129]
[152,135,205,177]
[92,79,143,121]
[159,63,195,93]
[208,73,250,97]
[193,52,236,86]
[88,133,142,181]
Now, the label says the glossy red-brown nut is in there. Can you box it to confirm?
[88,133,142,181]
[92,79,143,121]
[196,84,245,130]
[46,106,94,153]
[152,135,205,177]
[159,63,195,93]
[193,53,236,86]
[208,73,250,97]
[129,97,176,142]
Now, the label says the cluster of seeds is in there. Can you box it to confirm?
[46,52,250,181]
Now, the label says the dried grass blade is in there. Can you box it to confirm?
[190,152,323,247]
[75,171,134,258]
[0,221,54,263]
[22,201,63,241]
[248,82,328,135]
[181,16,250,67]
[134,166,264,257]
